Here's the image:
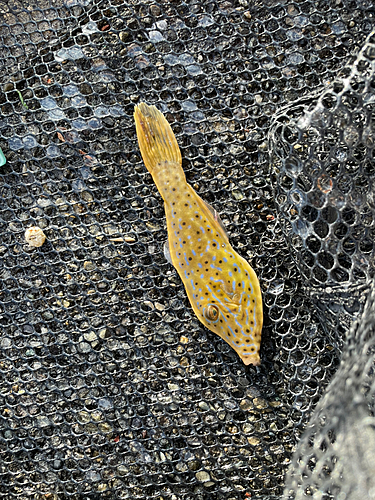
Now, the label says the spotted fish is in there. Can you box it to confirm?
[134,103,263,366]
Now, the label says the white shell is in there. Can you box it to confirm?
[25,226,46,247]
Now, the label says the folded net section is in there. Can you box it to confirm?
[269,32,375,499]
[270,32,375,347]
[283,279,375,500]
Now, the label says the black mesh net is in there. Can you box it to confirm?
[269,34,375,351]
[270,30,375,499]
[0,1,374,499]
[283,279,375,500]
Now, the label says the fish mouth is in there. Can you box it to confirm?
[241,353,261,366]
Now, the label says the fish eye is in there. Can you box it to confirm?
[204,305,219,321]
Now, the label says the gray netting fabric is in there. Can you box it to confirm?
[270,32,375,499]
[270,34,375,350]
[283,278,375,500]
[0,1,374,499]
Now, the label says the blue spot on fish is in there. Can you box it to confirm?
[209,278,224,285]
[227,324,236,338]
[210,264,222,271]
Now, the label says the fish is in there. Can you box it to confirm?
[134,103,263,366]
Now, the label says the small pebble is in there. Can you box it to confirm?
[25,226,46,247]
[198,401,209,411]
[84,331,98,342]
[247,436,260,446]
[84,261,95,271]
[196,471,211,482]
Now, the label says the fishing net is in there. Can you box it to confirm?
[0,1,374,499]
[270,30,375,499]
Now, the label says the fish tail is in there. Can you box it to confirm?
[134,103,182,174]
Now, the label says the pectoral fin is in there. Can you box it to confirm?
[163,240,173,266]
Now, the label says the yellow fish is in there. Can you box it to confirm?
[134,103,263,366]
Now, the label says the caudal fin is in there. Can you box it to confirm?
[134,103,181,174]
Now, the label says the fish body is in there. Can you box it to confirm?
[134,103,263,365]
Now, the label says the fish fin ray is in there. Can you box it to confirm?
[202,200,229,239]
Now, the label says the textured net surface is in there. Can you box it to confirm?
[283,280,375,500]
[271,31,375,499]
[270,33,375,351]
[0,1,374,499]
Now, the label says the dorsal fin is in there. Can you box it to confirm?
[189,186,230,243]
[202,199,230,240]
